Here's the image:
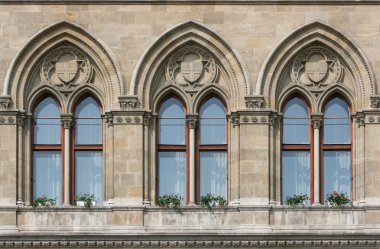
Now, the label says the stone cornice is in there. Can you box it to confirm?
[0,0,379,4]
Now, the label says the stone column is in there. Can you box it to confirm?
[186,115,197,205]
[16,114,26,206]
[61,114,73,206]
[105,113,114,205]
[269,114,277,205]
[143,113,152,205]
[356,114,366,205]
[230,113,240,205]
[311,114,323,205]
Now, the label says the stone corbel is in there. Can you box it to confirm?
[230,112,239,127]
[105,112,114,127]
[245,95,265,110]
[119,95,140,110]
[143,112,153,127]
[311,113,323,129]
[0,95,12,110]
[370,95,380,109]
[354,113,365,127]
[61,114,74,129]
[186,114,198,129]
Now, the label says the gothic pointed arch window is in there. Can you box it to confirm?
[281,97,311,204]
[322,96,351,201]
[73,96,103,205]
[33,96,63,206]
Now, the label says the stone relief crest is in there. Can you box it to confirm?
[41,45,93,96]
[291,47,342,96]
[166,46,217,95]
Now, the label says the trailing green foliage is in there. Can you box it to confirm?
[285,194,309,206]
[31,196,56,208]
[156,194,183,213]
[200,194,227,212]
[326,191,352,207]
[75,193,96,208]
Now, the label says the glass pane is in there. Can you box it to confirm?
[200,98,226,145]
[283,98,309,144]
[323,150,350,200]
[158,152,186,203]
[282,151,310,204]
[200,151,227,199]
[324,98,350,144]
[75,97,102,145]
[34,151,62,206]
[159,98,185,145]
[34,97,61,144]
[75,151,103,206]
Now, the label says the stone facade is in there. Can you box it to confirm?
[0,1,380,248]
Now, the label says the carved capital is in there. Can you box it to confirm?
[311,114,323,129]
[269,114,278,127]
[61,114,74,129]
[17,114,26,127]
[119,95,139,110]
[143,113,153,127]
[370,95,380,109]
[105,113,114,127]
[186,115,198,129]
[355,113,365,127]
[230,113,239,127]
[245,95,264,110]
[0,96,12,110]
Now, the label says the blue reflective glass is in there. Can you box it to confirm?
[159,98,185,145]
[283,97,309,144]
[324,98,350,144]
[34,97,61,144]
[34,151,62,206]
[323,150,351,200]
[75,151,103,206]
[158,152,186,203]
[200,98,226,145]
[75,97,102,145]
[282,151,310,204]
[200,151,227,199]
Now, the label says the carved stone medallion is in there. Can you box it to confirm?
[291,47,342,96]
[41,45,92,95]
[166,46,217,94]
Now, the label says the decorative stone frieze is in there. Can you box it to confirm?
[111,111,145,125]
[119,95,140,110]
[41,45,93,96]
[237,111,271,125]
[0,112,19,125]
[245,95,265,110]
[166,46,218,95]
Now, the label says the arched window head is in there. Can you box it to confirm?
[74,96,103,206]
[282,97,310,204]
[199,97,227,199]
[323,97,350,144]
[158,97,186,203]
[33,97,62,206]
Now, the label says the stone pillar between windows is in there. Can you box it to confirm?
[269,114,277,205]
[230,113,240,205]
[186,115,197,205]
[143,113,152,205]
[61,114,73,206]
[16,113,26,206]
[356,114,366,205]
[311,114,323,205]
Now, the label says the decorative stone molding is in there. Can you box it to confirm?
[61,114,74,129]
[311,114,323,129]
[370,96,380,109]
[245,95,265,110]
[269,114,278,127]
[0,240,378,248]
[119,95,140,110]
[111,112,145,125]
[354,113,365,127]
[143,113,153,127]
[166,46,217,95]
[16,113,26,127]
[105,113,114,127]
[186,114,198,129]
[237,111,271,125]
[230,112,239,127]
[291,47,342,97]
[0,113,18,125]
[0,96,11,110]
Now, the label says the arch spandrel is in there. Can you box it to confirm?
[2,20,124,112]
[257,21,376,111]
[130,20,250,113]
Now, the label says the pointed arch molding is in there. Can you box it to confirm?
[2,20,124,111]
[130,20,251,111]
[256,21,376,110]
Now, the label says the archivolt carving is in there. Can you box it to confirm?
[257,21,376,110]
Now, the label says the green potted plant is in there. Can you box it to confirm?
[325,191,352,207]
[285,193,309,206]
[75,194,96,208]
[200,194,227,212]
[31,196,56,209]
[156,194,183,213]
